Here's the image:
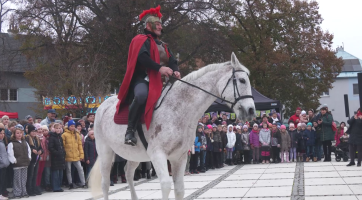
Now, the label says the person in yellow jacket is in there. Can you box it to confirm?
[62,120,86,189]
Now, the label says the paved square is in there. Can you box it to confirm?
[18,154,362,199]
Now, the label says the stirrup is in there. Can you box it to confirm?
[125,130,137,146]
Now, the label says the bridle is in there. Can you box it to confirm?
[220,68,254,109]
[154,68,254,111]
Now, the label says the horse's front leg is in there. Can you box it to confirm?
[126,161,140,200]
[170,153,188,200]
[150,151,172,200]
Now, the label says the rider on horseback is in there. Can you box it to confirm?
[118,5,181,146]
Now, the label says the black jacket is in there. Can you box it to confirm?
[289,130,299,148]
[84,137,97,165]
[48,132,66,170]
[25,135,43,163]
[347,117,362,145]
[234,133,243,151]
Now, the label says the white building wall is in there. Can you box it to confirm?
[319,77,359,124]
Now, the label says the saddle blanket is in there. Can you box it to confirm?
[114,103,145,125]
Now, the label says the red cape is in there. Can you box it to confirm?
[116,34,163,130]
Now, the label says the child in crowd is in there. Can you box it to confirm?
[37,125,51,191]
[221,125,228,165]
[250,124,260,164]
[0,123,10,199]
[190,125,202,174]
[8,127,31,198]
[213,125,223,168]
[234,126,243,164]
[271,123,281,163]
[241,125,250,164]
[259,123,271,164]
[304,122,316,162]
[299,111,309,123]
[205,125,214,170]
[225,125,236,165]
[335,122,346,147]
[84,130,97,178]
[48,123,66,192]
[280,125,291,162]
[25,124,43,196]
[289,123,298,162]
[313,121,323,161]
[296,123,306,162]
[62,120,86,189]
[199,126,208,173]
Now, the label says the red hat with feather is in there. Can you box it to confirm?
[139,5,163,24]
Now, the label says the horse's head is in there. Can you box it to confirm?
[217,52,256,121]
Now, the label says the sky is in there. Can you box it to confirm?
[317,0,362,59]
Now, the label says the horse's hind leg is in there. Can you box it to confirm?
[150,152,172,200]
[99,145,115,200]
[170,154,188,200]
[125,161,140,200]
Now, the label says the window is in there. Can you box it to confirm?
[0,89,18,101]
[353,84,359,95]
[321,90,329,96]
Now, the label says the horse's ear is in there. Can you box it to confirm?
[231,52,239,66]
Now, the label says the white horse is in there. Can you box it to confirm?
[89,53,256,200]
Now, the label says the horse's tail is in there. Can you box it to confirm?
[89,158,102,199]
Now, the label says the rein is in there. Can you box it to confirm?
[154,68,254,111]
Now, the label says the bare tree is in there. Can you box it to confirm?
[0,0,15,32]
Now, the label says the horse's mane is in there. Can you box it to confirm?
[181,61,250,83]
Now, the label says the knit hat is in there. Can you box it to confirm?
[15,124,24,131]
[41,125,49,131]
[253,123,258,127]
[68,120,76,127]
[307,122,312,127]
[27,124,36,133]
[207,124,213,130]
[34,123,41,130]
[297,123,302,127]
[75,122,82,128]
[301,110,306,115]
[296,107,302,111]
[280,125,286,129]
[242,125,248,129]
[204,125,209,130]
[212,124,217,128]
[301,123,306,128]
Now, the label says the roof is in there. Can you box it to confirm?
[335,47,362,72]
[0,33,33,73]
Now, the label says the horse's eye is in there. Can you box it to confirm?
[239,78,246,84]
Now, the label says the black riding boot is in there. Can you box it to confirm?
[125,97,142,146]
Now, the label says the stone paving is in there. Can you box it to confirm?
[22,155,362,200]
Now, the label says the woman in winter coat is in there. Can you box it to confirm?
[48,123,66,192]
[346,110,362,167]
[212,125,223,168]
[84,130,97,178]
[0,124,10,199]
[259,123,271,164]
[318,106,334,162]
[280,125,291,162]
[249,123,260,164]
[241,126,250,164]
[234,126,243,164]
[225,125,236,165]
[335,122,346,147]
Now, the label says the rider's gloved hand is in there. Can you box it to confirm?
[159,66,173,77]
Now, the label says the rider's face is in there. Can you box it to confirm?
[147,22,162,36]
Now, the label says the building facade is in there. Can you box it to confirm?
[0,33,39,119]
[319,47,362,124]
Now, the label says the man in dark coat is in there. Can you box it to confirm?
[48,124,66,192]
[116,5,180,146]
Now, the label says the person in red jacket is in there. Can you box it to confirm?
[289,107,302,127]
[117,5,181,146]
